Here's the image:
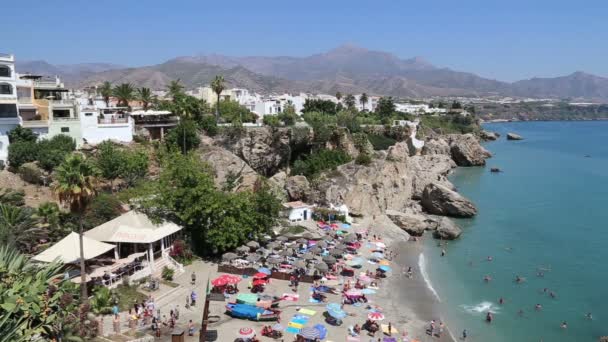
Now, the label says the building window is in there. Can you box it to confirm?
[0,104,17,118]
[0,83,13,95]
[61,127,69,133]
[84,112,93,116]
[0,65,10,78]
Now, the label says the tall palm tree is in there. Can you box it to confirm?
[112,83,135,109]
[137,87,154,111]
[167,79,184,99]
[0,204,45,253]
[360,93,368,110]
[52,154,100,299]
[99,81,113,107]
[344,94,356,109]
[211,75,225,122]
[335,91,342,101]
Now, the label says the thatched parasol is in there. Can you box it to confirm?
[315,262,329,272]
[222,252,238,261]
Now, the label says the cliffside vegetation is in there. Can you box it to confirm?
[476,101,608,121]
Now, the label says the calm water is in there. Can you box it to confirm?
[423,121,608,341]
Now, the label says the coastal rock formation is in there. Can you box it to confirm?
[446,134,492,166]
[386,141,410,162]
[507,132,523,140]
[386,209,433,236]
[285,175,311,201]
[409,154,456,199]
[480,130,500,141]
[421,182,477,217]
[312,159,414,216]
[268,171,288,200]
[433,217,462,240]
[198,145,259,191]
[220,127,291,176]
[421,138,451,156]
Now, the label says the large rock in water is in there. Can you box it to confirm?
[507,132,523,140]
[285,175,311,201]
[421,182,477,217]
[480,130,500,141]
[446,134,492,166]
[433,217,462,240]
[386,209,434,236]
[198,145,259,192]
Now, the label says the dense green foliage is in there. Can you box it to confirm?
[198,115,218,136]
[0,204,45,253]
[0,246,87,341]
[375,96,396,120]
[161,266,175,281]
[90,286,113,315]
[0,188,25,207]
[96,141,149,187]
[292,149,352,178]
[7,130,75,171]
[141,153,281,255]
[476,101,608,121]
[83,193,123,229]
[112,83,135,108]
[366,134,397,150]
[7,126,37,144]
[418,114,479,136]
[165,120,201,153]
[355,153,372,166]
[302,99,338,115]
[219,100,256,123]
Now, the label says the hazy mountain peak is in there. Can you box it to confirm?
[327,44,369,54]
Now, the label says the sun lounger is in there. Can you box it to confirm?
[299,308,316,316]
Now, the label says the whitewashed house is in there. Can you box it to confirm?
[79,106,134,144]
[0,53,20,166]
[283,201,314,222]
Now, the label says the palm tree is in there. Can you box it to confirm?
[344,94,356,109]
[137,87,154,111]
[112,83,135,109]
[335,91,342,101]
[99,81,112,107]
[360,93,368,110]
[167,79,184,99]
[52,154,100,299]
[211,75,225,122]
[0,204,45,253]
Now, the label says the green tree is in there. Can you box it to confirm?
[165,120,200,154]
[360,93,368,109]
[302,99,337,115]
[99,81,113,107]
[219,100,256,123]
[119,149,149,187]
[52,154,100,299]
[0,246,83,341]
[95,141,122,190]
[167,79,185,99]
[199,115,218,136]
[451,100,463,110]
[112,83,135,108]
[344,94,356,109]
[36,201,65,241]
[335,92,342,101]
[37,135,76,172]
[7,141,37,169]
[292,149,352,178]
[83,193,122,229]
[337,110,360,133]
[278,103,298,126]
[211,75,226,122]
[375,96,396,119]
[7,126,37,144]
[0,204,45,253]
[137,87,154,110]
[263,115,280,127]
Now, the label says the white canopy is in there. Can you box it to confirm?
[33,232,116,263]
[84,211,182,244]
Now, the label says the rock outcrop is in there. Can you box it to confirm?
[507,132,523,140]
[198,145,259,191]
[386,141,410,162]
[433,217,462,240]
[386,209,433,236]
[446,134,492,166]
[480,130,500,141]
[422,138,451,156]
[285,175,311,201]
[409,154,456,199]
[421,182,477,218]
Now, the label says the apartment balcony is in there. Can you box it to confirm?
[133,116,179,128]
[21,119,49,128]
[49,99,75,108]
[98,116,129,125]
[52,116,79,122]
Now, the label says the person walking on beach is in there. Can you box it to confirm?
[388,322,392,336]
[191,272,196,285]
[462,329,468,340]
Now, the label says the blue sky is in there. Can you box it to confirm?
[3,0,607,81]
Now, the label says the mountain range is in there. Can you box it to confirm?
[16,45,608,101]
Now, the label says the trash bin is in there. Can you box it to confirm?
[171,329,185,342]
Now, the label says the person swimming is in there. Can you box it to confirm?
[487,256,493,262]
[517,309,524,317]
[560,321,567,329]
[486,312,493,323]
[499,297,504,305]
[515,275,525,283]
[586,312,593,320]
[535,304,542,311]
[549,291,557,299]
[484,275,492,282]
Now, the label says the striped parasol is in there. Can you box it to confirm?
[298,326,321,339]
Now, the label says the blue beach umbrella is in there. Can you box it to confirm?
[341,223,351,229]
[257,267,272,275]
[326,303,342,311]
[371,252,384,259]
[299,326,321,339]
[378,265,391,272]
[314,324,328,340]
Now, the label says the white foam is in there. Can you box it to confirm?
[418,253,441,302]
[461,301,501,315]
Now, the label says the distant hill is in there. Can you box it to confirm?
[16,46,608,101]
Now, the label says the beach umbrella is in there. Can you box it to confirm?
[253,272,268,279]
[246,254,261,262]
[237,327,255,339]
[302,253,315,260]
[222,252,238,261]
[257,267,272,275]
[236,246,250,254]
[322,256,337,264]
[296,238,308,244]
[298,327,321,340]
[212,274,242,286]
[378,265,392,272]
[327,308,347,319]
[272,323,284,331]
[341,223,351,229]
[276,236,288,242]
[368,312,385,321]
[315,262,329,272]
[379,259,390,266]
[371,252,385,259]
[246,241,260,249]
[294,260,306,268]
[314,324,328,340]
[317,241,327,248]
[330,249,343,256]
[347,257,364,266]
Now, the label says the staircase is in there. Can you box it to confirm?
[152,255,185,277]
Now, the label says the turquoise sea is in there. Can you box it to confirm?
[423,121,608,341]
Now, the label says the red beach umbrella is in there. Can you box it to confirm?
[237,327,255,339]
[253,272,268,279]
[368,312,385,321]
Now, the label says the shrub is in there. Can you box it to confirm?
[83,193,123,229]
[292,149,351,178]
[263,115,281,127]
[37,142,70,172]
[355,153,372,166]
[18,162,46,185]
[199,115,218,136]
[165,120,200,153]
[367,134,396,150]
[7,141,37,168]
[161,266,175,281]
[8,126,37,143]
[90,287,113,315]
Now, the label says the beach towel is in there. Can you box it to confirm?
[381,324,399,335]
[281,293,299,302]
[299,308,316,316]
[285,327,300,334]
[288,322,303,329]
[346,336,361,341]
[293,314,310,321]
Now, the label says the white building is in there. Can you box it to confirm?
[79,106,134,144]
[283,201,314,222]
[0,53,20,166]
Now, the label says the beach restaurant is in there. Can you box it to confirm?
[84,210,182,271]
